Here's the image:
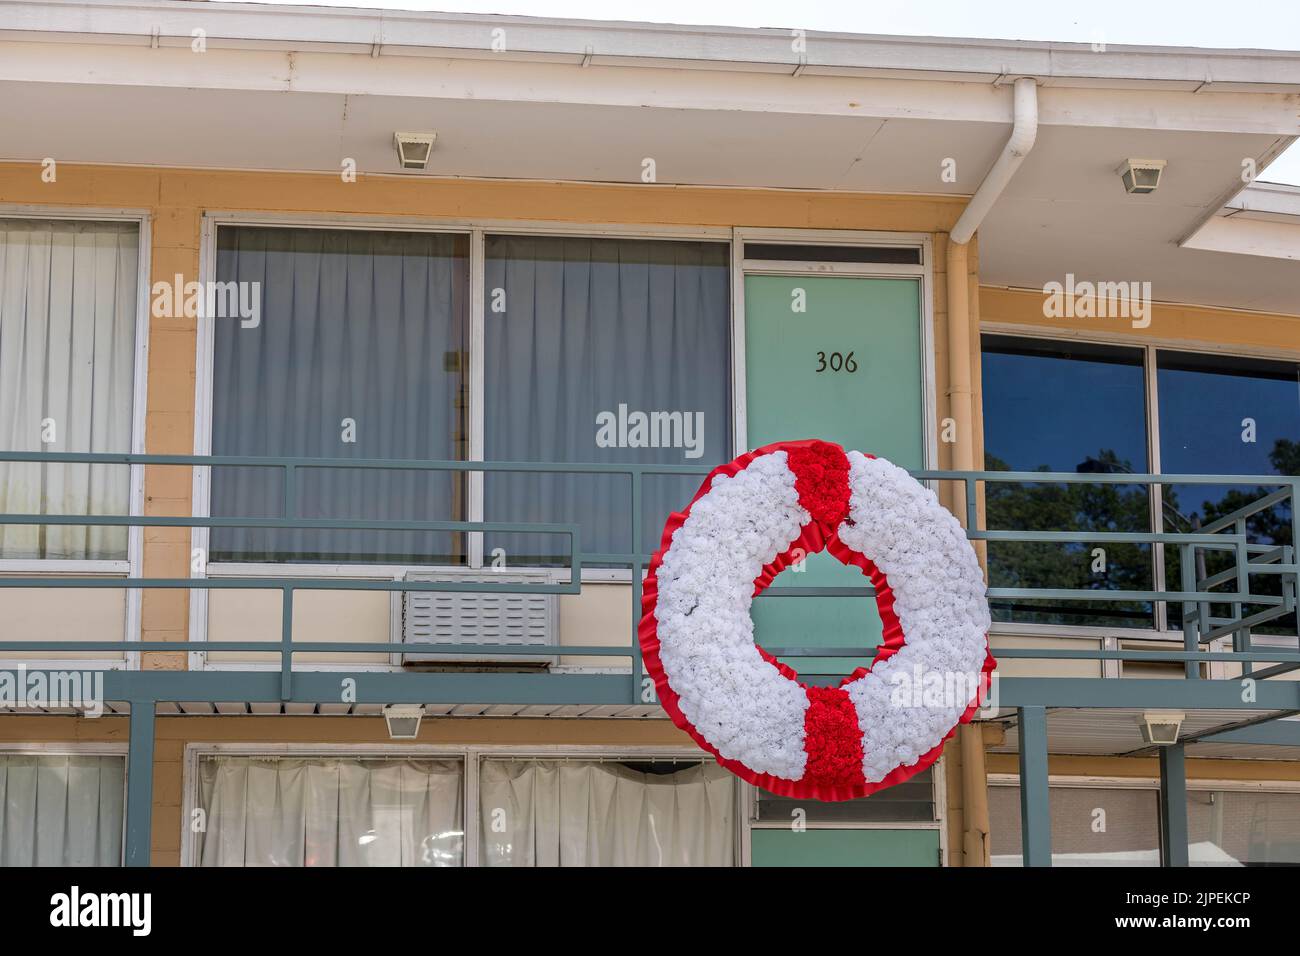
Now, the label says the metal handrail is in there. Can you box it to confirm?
[0,451,1295,697]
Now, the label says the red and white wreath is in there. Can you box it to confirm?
[639,439,995,801]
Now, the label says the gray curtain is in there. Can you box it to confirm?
[483,236,730,565]
[210,227,468,563]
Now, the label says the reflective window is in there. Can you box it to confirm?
[980,336,1154,627]
[1157,351,1300,634]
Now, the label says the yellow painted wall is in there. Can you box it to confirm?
[979,286,1300,354]
[0,161,970,671]
[4,162,1300,867]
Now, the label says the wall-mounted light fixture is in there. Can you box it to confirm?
[393,132,437,170]
[384,704,425,739]
[1137,711,1184,745]
[1117,158,1166,195]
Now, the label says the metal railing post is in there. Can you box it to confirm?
[1017,705,1052,867]
[125,700,157,867]
[281,584,294,701]
[1180,544,1200,679]
[1159,742,1189,867]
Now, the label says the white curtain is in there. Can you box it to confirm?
[197,756,463,866]
[0,218,138,560]
[479,760,735,867]
[0,754,125,866]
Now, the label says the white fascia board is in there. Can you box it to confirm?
[1183,214,1300,261]
[4,0,1300,91]
[2,38,1298,136]
[1223,181,1300,218]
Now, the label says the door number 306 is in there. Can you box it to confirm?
[815,351,858,373]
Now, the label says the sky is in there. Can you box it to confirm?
[229,0,1300,184]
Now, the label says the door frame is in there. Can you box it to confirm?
[730,228,936,470]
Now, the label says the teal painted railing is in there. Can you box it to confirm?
[0,450,1297,700]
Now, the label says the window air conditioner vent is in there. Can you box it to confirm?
[400,568,557,665]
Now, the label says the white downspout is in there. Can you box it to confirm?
[950,77,1040,247]
[947,76,1037,868]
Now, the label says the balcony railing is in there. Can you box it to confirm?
[3,451,1298,868]
[0,450,1296,705]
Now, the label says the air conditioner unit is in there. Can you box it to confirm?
[397,568,557,665]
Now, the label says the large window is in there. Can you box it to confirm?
[1188,788,1300,865]
[989,781,1161,866]
[980,336,1154,627]
[206,228,731,570]
[991,778,1300,866]
[981,334,1299,631]
[188,750,734,867]
[0,218,139,561]
[0,753,125,866]
[483,235,731,566]
[479,758,736,866]
[1156,351,1299,635]
[195,755,464,866]
[209,227,469,564]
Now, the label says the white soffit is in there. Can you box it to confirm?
[1182,182,1300,262]
[0,0,1298,315]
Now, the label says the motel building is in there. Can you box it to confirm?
[0,0,1299,870]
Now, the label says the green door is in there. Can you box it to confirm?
[744,274,925,677]
[743,272,935,867]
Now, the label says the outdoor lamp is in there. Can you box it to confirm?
[1117,158,1166,195]
[1137,711,1184,745]
[383,704,425,739]
[393,131,437,170]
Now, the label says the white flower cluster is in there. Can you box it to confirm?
[838,453,991,782]
[655,452,812,780]
[653,449,991,787]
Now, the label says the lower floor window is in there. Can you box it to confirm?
[195,755,464,866]
[0,753,124,866]
[989,782,1160,866]
[1189,789,1300,866]
[189,752,735,866]
[990,779,1300,866]
[478,758,736,867]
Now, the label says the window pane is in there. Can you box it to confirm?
[1156,351,1299,635]
[483,236,730,566]
[210,227,469,564]
[754,767,935,823]
[0,219,138,560]
[196,756,464,866]
[479,758,735,866]
[989,783,1160,866]
[981,336,1154,627]
[1189,789,1300,865]
[0,754,124,866]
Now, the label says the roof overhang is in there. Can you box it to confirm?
[2,0,1299,315]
